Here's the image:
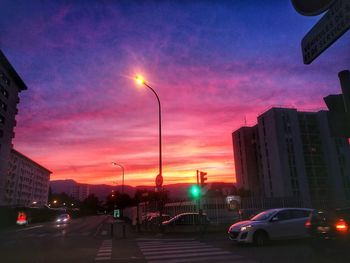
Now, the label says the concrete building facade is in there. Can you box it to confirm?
[5,149,52,207]
[232,126,262,196]
[233,107,350,207]
[0,51,27,206]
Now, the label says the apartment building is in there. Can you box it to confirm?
[0,50,27,206]
[233,107,350,207]
[5,149,52,207]
[232,126,262,196]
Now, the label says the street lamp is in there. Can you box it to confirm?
[135,75,164,233]
[134,75,162,181]
[111,162,125,194]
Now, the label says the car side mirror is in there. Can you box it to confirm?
[271,216,279,222]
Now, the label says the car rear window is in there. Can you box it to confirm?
[291,209,311,219]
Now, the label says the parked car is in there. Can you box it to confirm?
[141,212,157,224]
[228,208,313,246]
[55,213,71,224]
[307,208,350,258]
[162,213,210,232]
[148,214,171,226]
[238,209,262,221]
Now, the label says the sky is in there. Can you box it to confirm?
[0,0,349,186]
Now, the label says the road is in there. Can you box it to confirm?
[0,216,347,263]
[0,215,115,263]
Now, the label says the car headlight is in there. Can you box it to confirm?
[240,225,252,232]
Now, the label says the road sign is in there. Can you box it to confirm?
[292,0,336,16]
[302,0,350,64]
[113,209,121,218]
[155,174,163,187]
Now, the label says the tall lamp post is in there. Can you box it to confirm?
[135,75,164,233]
[135,75,162,180]
[111,162,125,194]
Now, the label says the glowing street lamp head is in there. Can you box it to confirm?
[135,75,145,86]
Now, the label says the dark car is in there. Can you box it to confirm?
[307,208,350,258]
[148,214,171,225]
[55,213,71,224]
[162,213,210,232]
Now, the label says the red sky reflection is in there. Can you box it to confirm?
[1,1,349,186]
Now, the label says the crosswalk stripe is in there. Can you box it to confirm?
[143,247,221,256]
[136,238,257,263]
[146,250,231,260]
[95,257,111,261]
[94,239,112,261]
[138,241,206,248]
[140,244,212,252]
[139,240,204,246]
[148,255,245,263]
[136,238,195,242]
[98,249,112,252]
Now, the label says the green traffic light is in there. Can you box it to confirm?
[190,185,201,199]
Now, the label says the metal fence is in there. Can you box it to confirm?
[124,197,331,226]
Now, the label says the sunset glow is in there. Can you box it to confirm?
[1,1,349,186]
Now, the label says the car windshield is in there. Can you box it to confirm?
[250,210,276,221]
[58,214,68,218]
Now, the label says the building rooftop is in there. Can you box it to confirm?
[0,50,28,91]
[11,148,52,174]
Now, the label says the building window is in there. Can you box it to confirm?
[0,72,10,85]
[0,100,7,111]
[0,85,8,98]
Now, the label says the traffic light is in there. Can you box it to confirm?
[324,70,350,138]
[190,185,201,199]
[200,171,207,187]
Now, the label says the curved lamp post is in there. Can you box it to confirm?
[135,75,164,233]
[135,75,162,180]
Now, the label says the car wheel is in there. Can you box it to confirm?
[253,231,269,246]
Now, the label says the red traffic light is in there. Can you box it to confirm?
[200,171,207,187]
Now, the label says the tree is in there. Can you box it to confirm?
[105,192,134,212]
[81,194,101,212]
[237,187,251,197]
[49,192,78,207]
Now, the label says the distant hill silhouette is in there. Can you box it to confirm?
[50,180,235,201]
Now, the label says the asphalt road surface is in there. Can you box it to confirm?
[0,216,347,263]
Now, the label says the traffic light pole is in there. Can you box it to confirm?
[196,170,201,214]
[324,70,350,138]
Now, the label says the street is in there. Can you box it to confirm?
[0,215,346,263]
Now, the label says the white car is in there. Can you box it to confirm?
[228,208,313,246]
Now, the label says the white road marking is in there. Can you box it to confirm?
[95,239,113,262]
[95,257,111,261]
[137,238,257,263]
[15,225,43,232]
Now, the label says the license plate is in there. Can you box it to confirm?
[317,226,330,233]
